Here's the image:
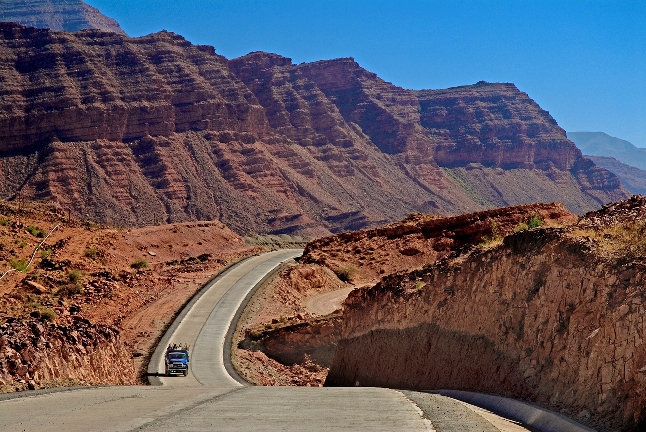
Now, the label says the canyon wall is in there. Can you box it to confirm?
[326,199,646,431]
[0,23,627,234]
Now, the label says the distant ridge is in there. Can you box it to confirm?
[585,155,646,196]
[0,23,628,235]
[568,131,646,171]
[0,0,125,34]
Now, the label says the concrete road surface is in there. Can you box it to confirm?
[0,250,550,432]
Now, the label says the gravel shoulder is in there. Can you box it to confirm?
[403,391,533,432]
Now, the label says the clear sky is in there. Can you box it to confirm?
[86,0,646,147]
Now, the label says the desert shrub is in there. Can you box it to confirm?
[528,213,544,229]
[0,217,8,226]
[130,259,149,270]
[334,266,357,283]
[479,220,503,248]
[9,257,28,272]
[68,269,84,283]
[514,222,529,232]
[26,225,46,238]
[415,280,426,291]
[84,247,98,259]
[56,283,84,297]
[40,248,53,259]
[39,308,57,322]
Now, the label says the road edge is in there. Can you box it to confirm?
[430,389,596,432]
[222,258,297,385]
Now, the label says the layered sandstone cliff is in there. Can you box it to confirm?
[0,23,627,235]
[0,0,125,34]
[326,196,646,432]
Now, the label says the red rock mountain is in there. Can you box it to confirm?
[0,23,627,235]
[0,0,125,34]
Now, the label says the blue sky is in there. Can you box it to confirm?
[87,0,646,147]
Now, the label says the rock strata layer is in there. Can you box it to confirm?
[0,23,627,235]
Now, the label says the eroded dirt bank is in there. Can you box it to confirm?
[233,202,578,386]
[326,197,646,432]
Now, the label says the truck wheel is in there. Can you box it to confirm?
[165,367,169,376]
[183,370,188,376]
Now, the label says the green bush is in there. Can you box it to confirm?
[56,283,84,297]
[130,259,149,270]
[39,308,57,322]
[26,225,46,238]
[84,247,98,259]
[514,222,530,232]
[68,269,84,283]
[9,257,28,272]
[528,213,544,229]
[40,248,53,259]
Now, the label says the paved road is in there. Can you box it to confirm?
[0,250,537,432]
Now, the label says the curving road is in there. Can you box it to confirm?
[0,250,588,431]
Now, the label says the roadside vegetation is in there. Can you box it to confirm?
[570,220,646,259]
[334,265,357,283]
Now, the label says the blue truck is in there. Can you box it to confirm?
[165,344,189,376]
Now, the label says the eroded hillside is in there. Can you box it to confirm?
[233,203,574,382]
[0,22,627,235]
[0,200,257,391]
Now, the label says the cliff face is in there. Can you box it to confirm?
[0,318,136,390]
[0,0,126,34]
[326,196,646,432]
[0,23,627,234]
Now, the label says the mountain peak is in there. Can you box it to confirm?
[0,0,126,35]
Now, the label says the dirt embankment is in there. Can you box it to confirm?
[232,263,346,386]
[326,196,646,432]
[233,202,578,386]
[0,201,258,392]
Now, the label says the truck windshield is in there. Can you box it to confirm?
[169,353,187,360]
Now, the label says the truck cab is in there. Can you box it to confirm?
[164,346,189,376]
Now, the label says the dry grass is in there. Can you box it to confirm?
[569,221,646,258]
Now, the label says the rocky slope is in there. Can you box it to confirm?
[0,200,257,391]
[0,23,627,235]
[233,202,577,386]
[0,0,125,34]
[325,196,646,432]
[301,202,577,285]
